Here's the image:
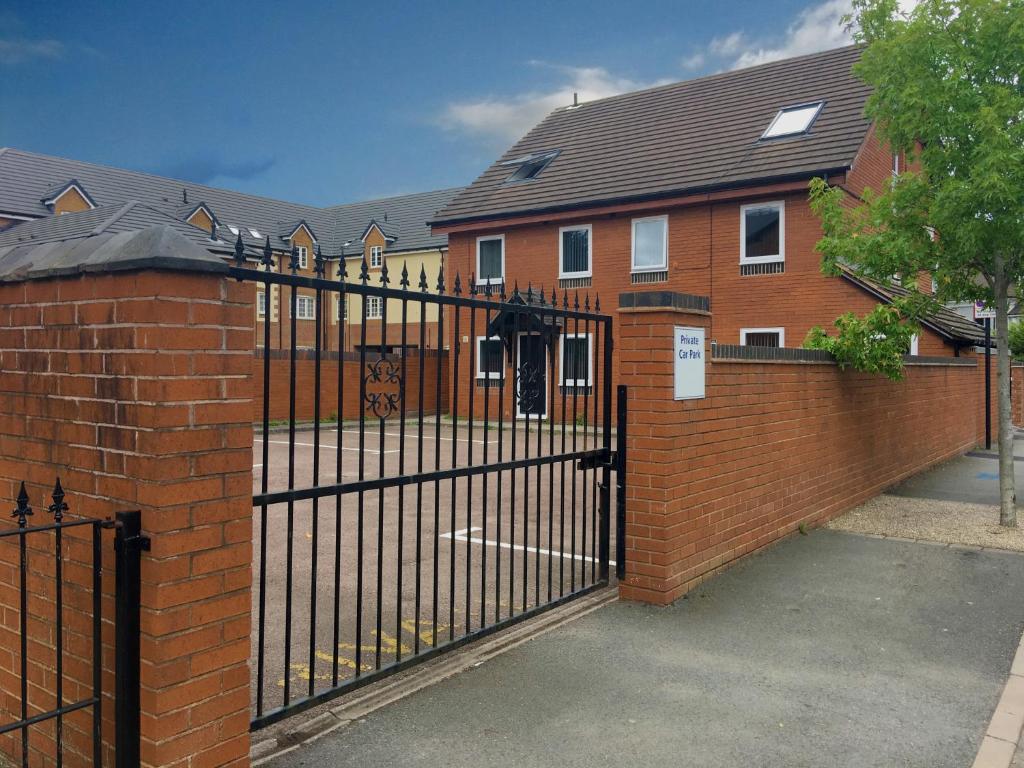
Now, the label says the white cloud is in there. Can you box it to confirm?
[438,64,667,145]
[0,38,63,65]
[730,0,854,69]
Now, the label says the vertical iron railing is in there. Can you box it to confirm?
[2,481,145,768]
[232,252,618,731]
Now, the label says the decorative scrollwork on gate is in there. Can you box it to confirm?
[516,360,542,413]
[364,357,402,419]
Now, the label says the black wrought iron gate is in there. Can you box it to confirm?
[231,241,623,731]
[3,480,145,768]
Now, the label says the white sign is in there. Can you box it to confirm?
[674,326,705,401]
[974,301,996,320]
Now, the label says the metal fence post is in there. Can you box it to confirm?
[115,510,148,768]
[615,385,627,581]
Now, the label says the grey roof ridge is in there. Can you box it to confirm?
[549,44,863,116]
[90,200,140,235]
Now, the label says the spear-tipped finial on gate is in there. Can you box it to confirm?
[436,264,445,294]
[469,273,478,296]
[563,291,570,310]
[400,261,410,289]
[512,280,520,300]
[233,232,245,267]
[359,256,370,285]
[48,478,68,522]
[339,255,348,282]
[539,286,546,305]
[550,286,558,308]
[453,272,462,296]
[261,236,275,271]
[313,245,326,278]
[584,293,591,312]
[418,264,429,292]
[499,282,507,302]
[12,482,31,528]
[594,293,601,312]
[526,282,534,304]
[288,246,300,274]
[379,261,390,286]
[573,291,580,310]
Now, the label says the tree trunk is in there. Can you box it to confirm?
[994,264,1017,527]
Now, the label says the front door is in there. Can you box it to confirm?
[516,333,547,418]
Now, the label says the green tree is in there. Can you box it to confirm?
[1009,319,1024,360]
[807,0,1024,526]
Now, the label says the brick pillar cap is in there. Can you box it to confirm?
[0,221,229,284]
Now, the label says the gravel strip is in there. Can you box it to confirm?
[827,494,1024,552]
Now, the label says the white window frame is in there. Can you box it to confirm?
[476,235,505,286]
[257,290,267,318]
[558,224,593,279]
[296,245,309,269]
[630,215,668,273]
[365,296,383,320]
[475,336,504,380]
[294,295,315,320]
[369,245,383,268]
[560,332,593,387]
[761,101,824,139]
[740,327,785,347]
[909,334,919,356]
[740,201,785,265]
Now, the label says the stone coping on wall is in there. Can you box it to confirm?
[711,343,977,367]
[618,290,710,314]
[0,224,228,283]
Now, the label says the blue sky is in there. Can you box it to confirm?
[0,0,854,206]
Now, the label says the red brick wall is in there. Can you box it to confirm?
[619,305,984,605]
[253,350,450,422]
[0,271,253,767]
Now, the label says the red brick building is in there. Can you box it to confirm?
[431,46,986,419]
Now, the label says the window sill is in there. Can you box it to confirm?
[630,270,668,285]
[559,276,592,289]
[740,261,785,276]
[475,378,505,389]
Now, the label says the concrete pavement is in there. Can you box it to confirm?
[267,530,1024,768]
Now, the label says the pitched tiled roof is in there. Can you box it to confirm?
[433,45,873,226]
[840,268,989,346]
[0,147,461,255]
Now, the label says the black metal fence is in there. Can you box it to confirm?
[230,241,621,730]
[1,480,144,768]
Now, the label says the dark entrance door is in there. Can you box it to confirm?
[516,334,547,418]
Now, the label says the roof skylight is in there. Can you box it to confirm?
[501,150,560,183]
[249,228,261,238]
[228,225,239,235]
[762,102,824,139]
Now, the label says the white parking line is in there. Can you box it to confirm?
[254,438,399,455]
[439,527,615,566]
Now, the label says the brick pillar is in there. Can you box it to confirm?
[130,272,254,767]
[0,255,254,767]
[617,291,711,606]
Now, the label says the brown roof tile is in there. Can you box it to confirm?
[433,45,872,226]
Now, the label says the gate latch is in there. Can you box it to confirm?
[577,451,618,471]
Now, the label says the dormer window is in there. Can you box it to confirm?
[369,245,383,268]
[501,150,559,183]
[761,102,823,139]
